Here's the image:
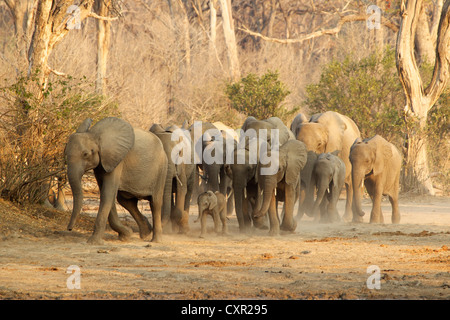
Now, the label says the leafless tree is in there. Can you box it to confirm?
[396,0,450,195]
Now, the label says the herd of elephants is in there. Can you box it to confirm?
[63,111,402,245]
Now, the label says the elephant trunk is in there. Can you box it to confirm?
[232,184,246,230]
[303,179,315,217]
[254,177,275,218]
[352,169,366,217]
[67,164,85,231]
[312,182,327,217]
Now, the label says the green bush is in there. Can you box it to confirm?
[304,46,404,143]
[0,71,119,204]
[225,70,295,120]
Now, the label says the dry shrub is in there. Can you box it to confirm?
[0,72,119,204]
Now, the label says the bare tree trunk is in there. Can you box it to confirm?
[396,0,450,195]
[415,2,436,64]
[177,0,191,79]
[95,0,111,95]
[4,0,37,72]
[209,0,217,65]
[218,0,240,81]
[27,0,98,97]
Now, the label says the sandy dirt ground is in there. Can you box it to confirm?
[0,191,449,300]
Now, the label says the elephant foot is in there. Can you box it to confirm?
[280,221,297,232]
[352,215,364,223]
[269,229,280,237]
[342,212,353,222]
[151,232,162,243]
[87,235,104,245]
[118,229,133,242]
[139,228,153,240]
[392,215,400,224]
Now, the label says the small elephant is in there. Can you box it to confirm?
[311,151,346,223]
[196,190,227,237]
[350,135,402,224]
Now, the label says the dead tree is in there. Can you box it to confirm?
[396,0,450,195]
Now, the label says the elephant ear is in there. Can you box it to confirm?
[89,117,135,173]
[149,123,165,134]
[207,191,217,210]
[315,111,346,153]
[373,136,392,176]
[76,118,93,133]
[285,140,308,186]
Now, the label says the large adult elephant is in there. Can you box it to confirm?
[149,123,194,234]
[253,139,308,236]
[293,111,361,220]
[65,117,167,244]
[350,135,402,224]
[224,116,294,232]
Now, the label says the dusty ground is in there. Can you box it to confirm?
[0,191,449,300]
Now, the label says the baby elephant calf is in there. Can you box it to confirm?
[196,191,228,238]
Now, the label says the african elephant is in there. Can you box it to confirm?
[311,151,346,223]
[223,115,294,233]
[293,111,361,221]
[201,128,235,215]
[65,117,167,244]
[224,143,265,233]
[149,123,194,234]
[196,190,227,237]
[350,135,402,224]
[253,139,308,235]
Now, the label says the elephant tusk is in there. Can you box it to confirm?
[175,175,183,187]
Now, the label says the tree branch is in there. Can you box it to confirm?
[238,13,398,44]
[88,11,118,21]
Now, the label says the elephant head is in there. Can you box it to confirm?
[65,117,135,230]
[349,135,393,217]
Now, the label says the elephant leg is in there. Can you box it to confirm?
[296,188,306,221]
[369,184,384,224]
[149,194,163,243]
[220,209,228,235]
[268,193,280,236]
[280,186,297,232]
[318,197,328,223]
[389,194,400,224]
[108,202,133,241]
[88,174,119,245]
[117,192,153,240]
[213,209,221,234]
[342,182,353,222]
[227,189,234,216]
[199,212,208,238]
[327,190,341,223]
